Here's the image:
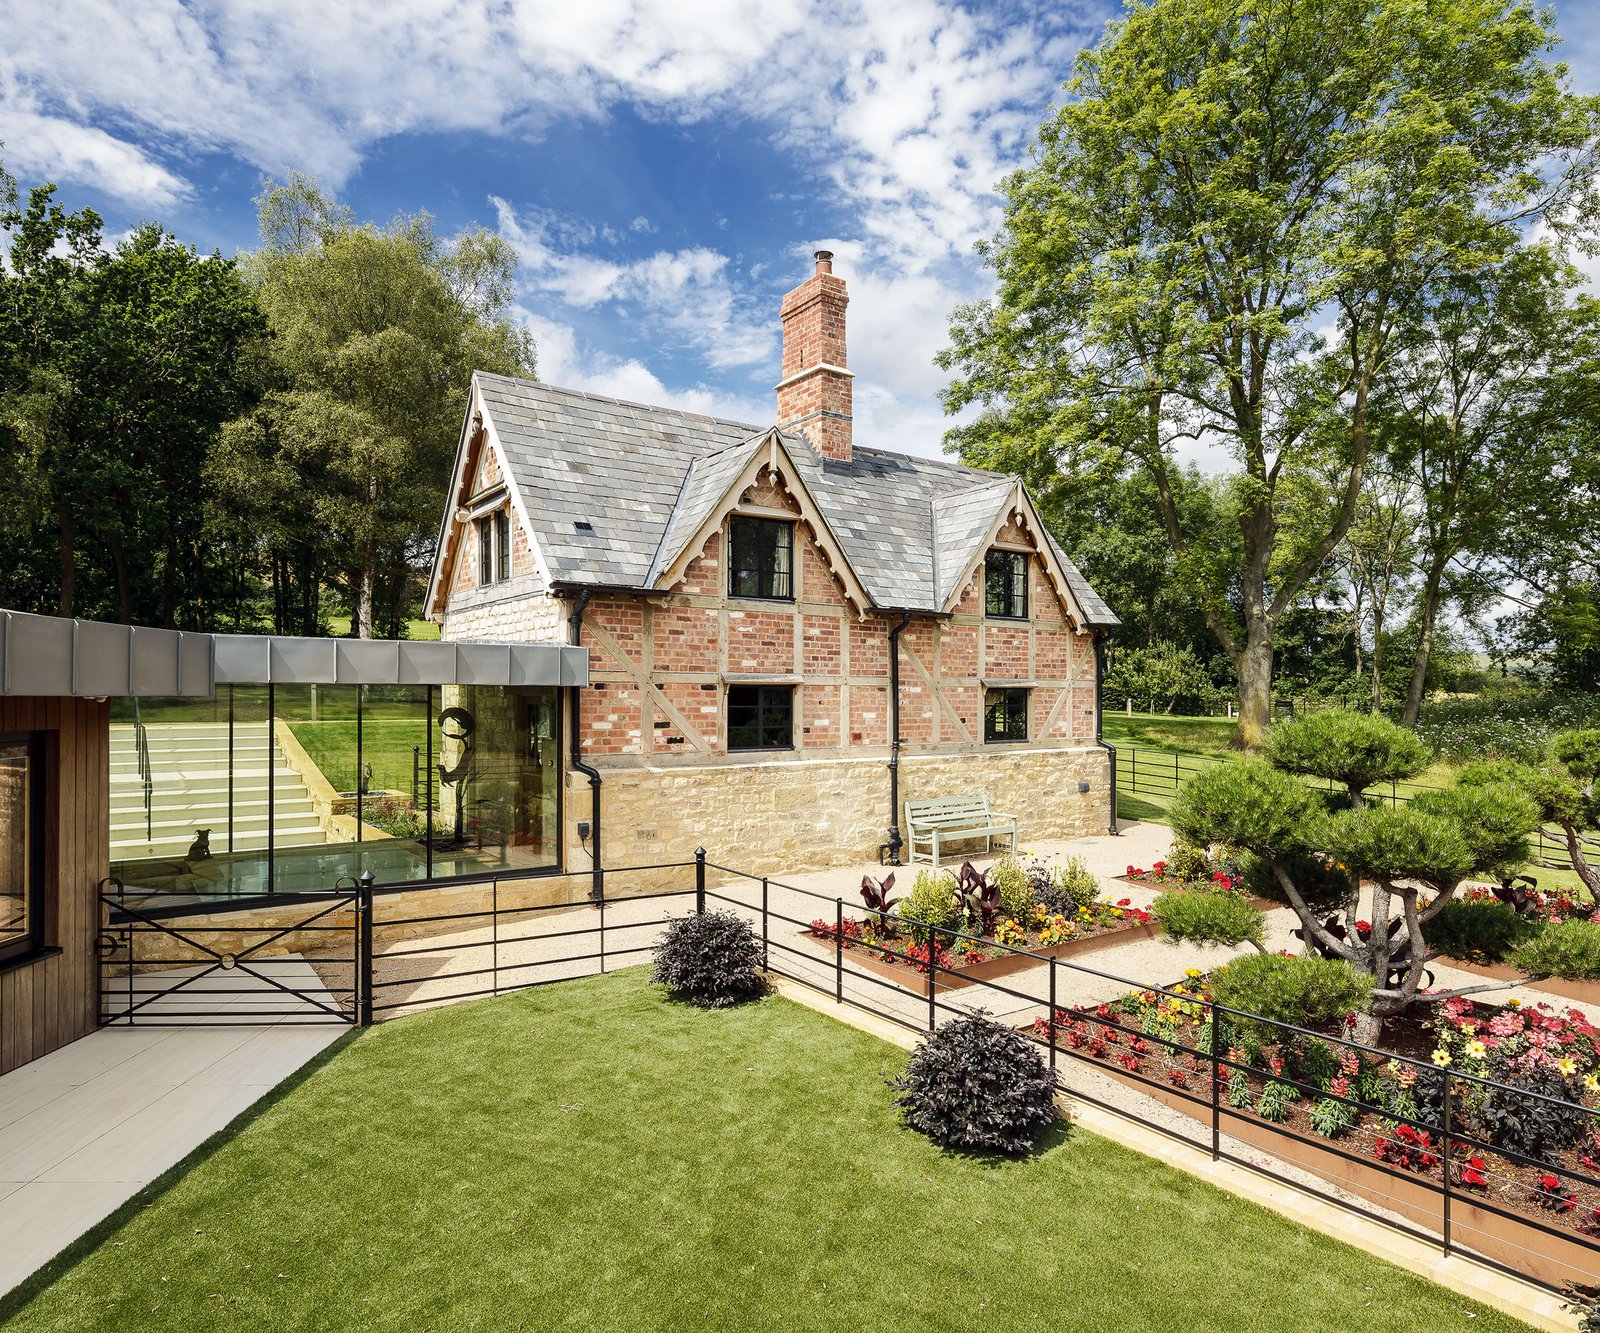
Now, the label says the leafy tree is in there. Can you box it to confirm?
[1172,709,1565,1040]
[942,0,1600,746]
[220,174,534,637]
[0,184,265,624]
[1372,249,1600,722]
[1105,640,1218,714]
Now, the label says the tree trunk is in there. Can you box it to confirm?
[1369,598,1384,714]
[354,564,375,639]
[57,510,76,618]
[1234,633,1274,749]
[1401,556,1447,726]
[107,533,133,625]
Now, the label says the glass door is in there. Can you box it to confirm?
[0,737,43,964]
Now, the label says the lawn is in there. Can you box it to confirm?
[0,971,1530,1332]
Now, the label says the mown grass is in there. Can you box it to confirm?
[0,970,1531,1332]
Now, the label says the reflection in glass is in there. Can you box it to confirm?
[0,741,36,959]
[433,686,561,876]
[106,681,561,908]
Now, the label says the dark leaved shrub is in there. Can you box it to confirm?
[890,1013,1060,1153]
[1478,1066,1591,1166]
[650,910,767,1007]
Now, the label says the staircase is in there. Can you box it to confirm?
[110,723,329,863]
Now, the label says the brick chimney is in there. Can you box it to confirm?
[776,250,853,462]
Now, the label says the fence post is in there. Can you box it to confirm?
[926,925,938,1032]
[695,847,706,915]
[761,876,769,970]
[599,890,607,974]
[492,876,500,996]
[834,897,844,1003]
[356,870,375,1027]
[1211,1006,1224,1160]
[1047,961,1057,1075]
[1441,1067,1453,1257]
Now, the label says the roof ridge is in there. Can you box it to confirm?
[474,371,765,434]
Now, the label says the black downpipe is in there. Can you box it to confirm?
[882,611,913,865]
[1095,634,1119,835]
[568,589,604,901]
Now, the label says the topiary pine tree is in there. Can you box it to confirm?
[1458,729,1600,897]
[1173,709,1553,1042]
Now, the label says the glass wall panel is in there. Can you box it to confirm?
[432,685,561,877]
[107,679,561,906]
[110,689,273,907]
[352,685,433,887]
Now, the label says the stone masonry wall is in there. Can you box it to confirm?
[565,743,1111,886]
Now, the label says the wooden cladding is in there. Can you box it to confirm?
[0,696,107,1075]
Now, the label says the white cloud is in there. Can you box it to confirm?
[0,87,190,208]
[0,0,1106,455]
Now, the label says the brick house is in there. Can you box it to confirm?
[424,252,1119,877]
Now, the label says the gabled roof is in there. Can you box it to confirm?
[429,372,1119,626]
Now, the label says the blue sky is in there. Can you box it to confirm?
[1,1,1595,461]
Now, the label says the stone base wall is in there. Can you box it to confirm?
[565,744,1112,888]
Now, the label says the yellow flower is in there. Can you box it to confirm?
[1185,968,1202,979]
[1558,1057,1579,1077]
[1465,1040,1486,1059]
[1585,1073,1599,1093]
[1506,998,1521,1008]
[1431,1049,1452,1067]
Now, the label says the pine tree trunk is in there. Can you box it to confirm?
[1235,634,1274,749]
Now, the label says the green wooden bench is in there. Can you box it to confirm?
[903,795,1018,871]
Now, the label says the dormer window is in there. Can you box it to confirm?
[985,549,1027,619]
[477,510,512,586]
[728,516,794,601]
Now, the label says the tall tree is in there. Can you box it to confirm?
[941,0,1600,745]
[221,175,534,637]
[1375,248,1600,722]
[0,186,264,624]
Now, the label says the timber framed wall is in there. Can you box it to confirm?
[0,696,107,1075]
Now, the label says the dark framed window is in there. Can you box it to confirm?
[985,549,1028,619]
[728,516,794,601]
[494,510,512,582]
[0,735,45,965]
[727,685,794,751]
[477,515,494,585]
[984,688,1029,744]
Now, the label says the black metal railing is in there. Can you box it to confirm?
[699,854,1600,1293]
[95,848,1600,1290]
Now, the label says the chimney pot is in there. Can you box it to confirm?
[813,249,833,275]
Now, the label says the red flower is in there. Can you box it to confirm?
[1354,920,1372,935]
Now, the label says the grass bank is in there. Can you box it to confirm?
[1,970,1529,1332]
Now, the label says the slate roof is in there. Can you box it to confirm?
[468,372,1118,626]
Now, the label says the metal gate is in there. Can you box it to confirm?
[98,886,360,1026]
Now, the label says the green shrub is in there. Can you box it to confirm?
[650,911,767,1007]
[899,870,959,945]
[1237,849,1349,911]
[1055,855,1101,911]
[1426,896,1532,963]
[1227,1069,1253,1108]
[1151,889,1265,950]
[1164,841,1212,882]
[1510,919,1600,981]
[1309,1097,1357,1138]
[991,855,1038,923]
[1256,1081,1296,1123]
[889,1013,1060,1153]
[1208,952,1372,1033]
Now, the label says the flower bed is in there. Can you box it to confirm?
[1028,978,1600,1288]
[1119,852,1276,911]
[801,897,1157,993]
